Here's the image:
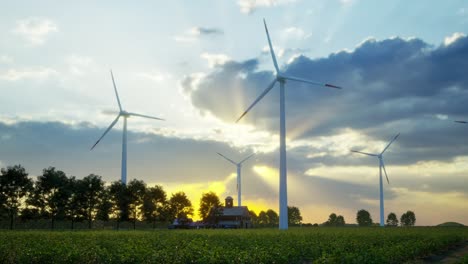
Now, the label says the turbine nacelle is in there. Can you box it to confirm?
[120,110,130,117]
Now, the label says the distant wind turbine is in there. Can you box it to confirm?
[217,152,254,207]
[236,19,343,230]
[91,70,164,185]
[351,133,400,227]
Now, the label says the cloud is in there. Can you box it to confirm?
[12,17,58,45]
[283,27,307,39]
[183,34,468,165]
[339,0,356,6]
[135,70,172,82]
[66,55,97,76]
[458,7,467,16]
[174,26,223,43]
[0,55,13,64]
[238,0,296,14]
[200,53,231,68]
[0,67,58,81]
[262,45,310,60]
[444,32,466,46]
[194,27,224,36]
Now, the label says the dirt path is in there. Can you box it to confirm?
[417,240,468,263]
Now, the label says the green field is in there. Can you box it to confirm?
[1,227,467,263]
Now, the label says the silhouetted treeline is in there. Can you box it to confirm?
[0,165,194,230]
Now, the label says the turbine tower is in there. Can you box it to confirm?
[236,19,343,230]
[91,70,164,185]
[351,133,400,227]
[217,152,254,206]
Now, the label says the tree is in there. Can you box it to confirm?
[386,212,399,227]
[356,209,373,227]
[0,165,33,229]
[249,210,258,226]
[288,206,303,225]
[168,192,193,219]
[325,213,337,226]
[76,174,105,229]
[96,186,112,222]
[142,185,167,228]
[127,179,146,229]
[324,213,346,226]
[29,167,71,229]
[64,176,82,229]
[336,215,345,226]
[109,181,129,227]
[400,211,416,226]
[198,192,221,221]
[266,209,279,226]
[258,211,268,225]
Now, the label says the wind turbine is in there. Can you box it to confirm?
[236,19,343,230]
[351,133,400,227]
[91,70,164,185]
[217,152,254,207]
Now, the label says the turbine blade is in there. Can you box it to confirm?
[236,79,277,123]
[239,153,255,164]
[127,112,164,121]
[350,150,378,157]
[381,133,400,155]
[90,115,120,150]
[110,70,123,111]
[455,120,467,124]
[283,75,342,89]
[217,152,237,165]
[263,19,280,74]
[382,160,390,184]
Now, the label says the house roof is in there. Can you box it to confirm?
[222,206,250,217]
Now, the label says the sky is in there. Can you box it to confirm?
[1,0,467,226]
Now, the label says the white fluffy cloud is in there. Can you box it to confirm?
[200,53,231,68]
[283,27,307,39]
[0,55,13,64]
[238,0,296,14]
[135,70,172,82]
[0,67,58,81]
[12,17,58,45]
[66,55,97,76]
[444,32,466,46]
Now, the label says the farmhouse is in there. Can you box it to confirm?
[206,196,252,228]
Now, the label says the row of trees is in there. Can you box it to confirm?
[0,165,196,229]
[321,210,416,227]
[356,209,416,227]
[250,206,303,227]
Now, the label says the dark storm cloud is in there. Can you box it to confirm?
[182,35,468,163]
[0,121,250,184]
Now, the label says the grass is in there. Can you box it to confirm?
[0,227,467,263]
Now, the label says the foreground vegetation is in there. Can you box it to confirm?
[1,227,467,263]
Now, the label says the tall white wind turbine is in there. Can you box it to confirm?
[351,133,400,227]
[91,70,164,185]
[217,152,254,207]
[236,19,343,230]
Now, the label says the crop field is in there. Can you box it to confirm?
[0,227,467,264]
